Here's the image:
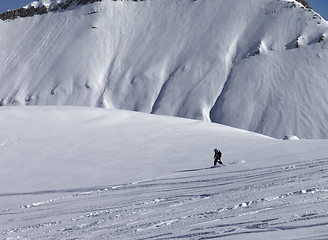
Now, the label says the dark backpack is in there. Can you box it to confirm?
[215,151,221,158]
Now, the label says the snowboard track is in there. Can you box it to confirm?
[1,158,328,239]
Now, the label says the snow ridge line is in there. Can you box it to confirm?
[294,0,311,9]
[0,0,105,21]
[150,66,180,114]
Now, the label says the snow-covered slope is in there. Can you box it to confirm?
[1,106,328,239]
[1,0,328,139]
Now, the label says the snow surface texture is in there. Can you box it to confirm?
[1,106,328,239]
[1,0,328,139]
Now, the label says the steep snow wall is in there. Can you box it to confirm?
[0,0,328,139]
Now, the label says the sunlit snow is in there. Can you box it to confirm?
[1,106,328,239]
[1,0,328,138]
[1,0,328,239]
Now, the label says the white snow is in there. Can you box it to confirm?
[1,0,328,138]
[283,135,300,140]
[1,106,328,239]
[1,0,328,238]
[25,0,67,9]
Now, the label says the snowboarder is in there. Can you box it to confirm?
[213,149,223,166]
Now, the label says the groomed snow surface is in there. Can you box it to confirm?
[1,106,328,239]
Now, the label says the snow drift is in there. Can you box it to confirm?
[1,0,328,139]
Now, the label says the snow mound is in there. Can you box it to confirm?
[283,135,300,140]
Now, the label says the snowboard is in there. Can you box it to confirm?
[209,164,225,169]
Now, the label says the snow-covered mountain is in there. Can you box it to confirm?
[1,0,328,139]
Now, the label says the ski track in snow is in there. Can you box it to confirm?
[1,158,328,239]
[0,138,21,150]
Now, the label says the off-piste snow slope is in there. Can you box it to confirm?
[1,0,328,139]
[1,106,328,239]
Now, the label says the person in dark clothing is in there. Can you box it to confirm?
[214,149,223,166]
